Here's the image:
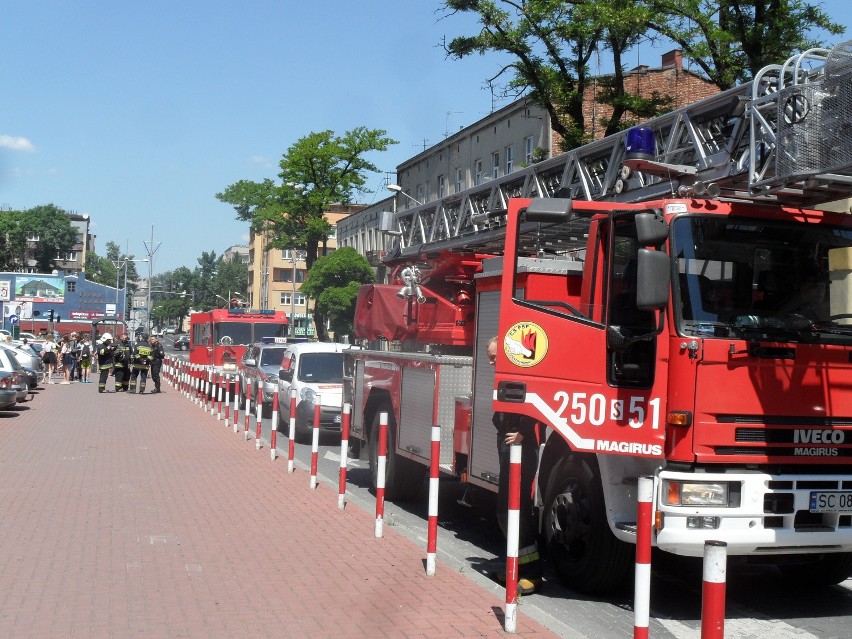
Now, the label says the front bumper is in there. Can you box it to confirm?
[655,469,852,557]
[295,400,342,433]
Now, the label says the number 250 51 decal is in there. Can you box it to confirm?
[552,391,661,429]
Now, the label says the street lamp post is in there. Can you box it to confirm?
[113,258,148,316]
[387,183,423,207]
[289,250,304,338]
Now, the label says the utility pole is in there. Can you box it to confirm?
[143,226,161,335]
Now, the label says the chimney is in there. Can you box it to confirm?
[662,49,683,71]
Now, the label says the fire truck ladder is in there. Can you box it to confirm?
[388,40,852,261]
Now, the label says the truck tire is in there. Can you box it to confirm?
[368,405,426,502]
[778,552,852,586]
[542,455,632,594]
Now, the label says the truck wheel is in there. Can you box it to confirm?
[542,455,631,594]
[779,552,852,586]
[368,405,426,502]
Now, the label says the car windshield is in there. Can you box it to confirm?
[671,215,852,344]
[259,347,287,367]
[297,352,343,384]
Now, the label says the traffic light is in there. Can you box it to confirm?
[48,309,54,322]
[56,315,60,323]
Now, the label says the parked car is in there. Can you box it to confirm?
[0,348,29,402]
[173,335,190,351]
[0,370,18,410]
[237,338,289,417]
[276,342,351,440]
[3,342,45,385]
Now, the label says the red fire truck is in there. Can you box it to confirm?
[345,41,852,593]
[188,308,288,371]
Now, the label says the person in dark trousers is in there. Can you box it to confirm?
[488,335,543,595]
[128,335,153,394]
[97,333,115,393]
[148,334,165,393]
[113,334,132,392]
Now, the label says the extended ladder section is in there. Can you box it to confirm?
[389,41,852,261]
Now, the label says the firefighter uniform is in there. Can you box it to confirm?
[113,335,132,392]
[129,337,153,394]
[97,334,115,393]
[148,336,165,393]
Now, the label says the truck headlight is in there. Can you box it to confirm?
[664,481,730,507]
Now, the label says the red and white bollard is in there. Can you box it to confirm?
[216,372,224,419]
[287,389,297,473]
[244,384,252,440]
[309,399,321,489]
[425,424,442,576]
[504,443,522,634]
[701,540,727,639]
[634,476,654,639]
[255,384,263,450]
[223,375,231,427]
[338,404,351,510]
[375,412,388,538]
[232,378,241,433]
[270,391,279,461]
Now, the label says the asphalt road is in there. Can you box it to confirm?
[165,341,852,639]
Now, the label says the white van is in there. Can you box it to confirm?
[276,342,350,441]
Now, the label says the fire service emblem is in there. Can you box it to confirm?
[503,322,548,367]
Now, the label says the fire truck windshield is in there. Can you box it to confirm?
[670,215,852,343]
[214,321,287,346]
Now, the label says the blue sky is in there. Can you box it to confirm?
[3,1,851,274]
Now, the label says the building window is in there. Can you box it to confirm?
[417,184,426,204]
[56,251,77,262]
[280,292,292,306]
[26,233,39,242]
[67,281,76,293]
[505,145,514,174]
[455,168,463,193]
[295,293,306,306]
[474,159,482,185]
[491,152,499,179]
[328,224,337,240]
[524,137,534,164]
[437,175,445,199]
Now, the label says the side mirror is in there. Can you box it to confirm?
[635,210,668,247]
[244,358,257,367]
[278,369,293,382]
[636,248,670,310]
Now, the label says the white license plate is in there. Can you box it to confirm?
[809,491,852,513]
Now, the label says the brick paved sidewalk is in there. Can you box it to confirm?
[0,381,560,638]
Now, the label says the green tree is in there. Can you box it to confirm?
[0,204,76,272]
[300,247,375,341]
[216,127,397,272]
[441,0,843,149]
[442,0,661,149]
[213,255,249,308]
[647,0,844,89]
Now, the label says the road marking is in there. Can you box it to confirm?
[323,450,365,467]
[656,608,820,638]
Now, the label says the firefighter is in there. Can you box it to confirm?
[128,334,153,394]
[113,333,132,392]
[148,334,165,393]
[96,333,115,394]
[488,336,543,595]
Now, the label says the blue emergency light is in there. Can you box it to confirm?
[625,127,656,161]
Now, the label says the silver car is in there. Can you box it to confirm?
[3,342,45,384]
[0,348,29,402]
